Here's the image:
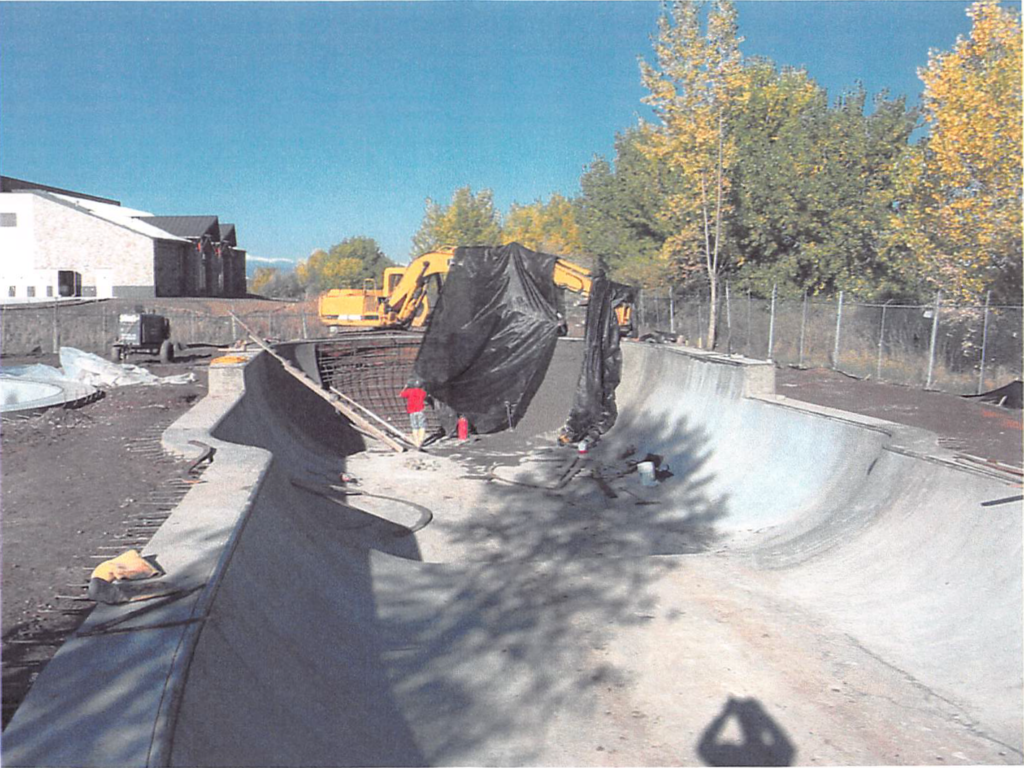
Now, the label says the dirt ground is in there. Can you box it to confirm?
[1,347,213,728]
[1,346,1020,729]
[775,364,1023,469]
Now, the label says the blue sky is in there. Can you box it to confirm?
[0,2,987,265]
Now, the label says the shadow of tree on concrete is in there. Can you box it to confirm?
[358,409,734,764]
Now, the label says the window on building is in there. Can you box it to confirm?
[8,286,15,297]
[46,286,53,297]
[57,271,82,297]
[26,286,35,298]
[0,213,16,227]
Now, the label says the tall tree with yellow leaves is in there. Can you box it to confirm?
[502,194,583,256]
[888,0,1022,303]
[640,0,744,347]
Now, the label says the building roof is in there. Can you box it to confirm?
[38,192,188,243]
[136,216,220,240]
[219,223,237,247]
[1,176,120,206]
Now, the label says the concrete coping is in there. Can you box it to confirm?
[0,375,98,414]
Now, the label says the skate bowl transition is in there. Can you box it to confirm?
[3,339,1022,766]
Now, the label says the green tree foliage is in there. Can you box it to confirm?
[502,193,582,256]
[296,237,394,292]
[577,127,678,286]
[729,63,918,299]
[411,187,503,257]
[887,0,1022,303]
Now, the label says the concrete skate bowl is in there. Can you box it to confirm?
[0,374,97,414]
[3,340,1021,766]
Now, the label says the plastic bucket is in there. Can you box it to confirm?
[637,461,656,487]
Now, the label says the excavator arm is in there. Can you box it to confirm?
[341,244,633,333]
[380,247,456,327]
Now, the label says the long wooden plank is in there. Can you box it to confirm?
[229,314,406,452]
[329,386,415,444]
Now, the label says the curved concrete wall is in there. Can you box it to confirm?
[4,341,1021,766]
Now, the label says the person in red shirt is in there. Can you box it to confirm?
[399,377,428,447]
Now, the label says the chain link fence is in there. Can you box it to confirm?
[0,298,333,360]
[3,290,1020,397]
[634,287,1023,396]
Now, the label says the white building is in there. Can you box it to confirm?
[0,177,246,302]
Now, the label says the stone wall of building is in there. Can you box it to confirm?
[31,194,157,294]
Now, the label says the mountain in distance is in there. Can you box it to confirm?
[245,256,296,279]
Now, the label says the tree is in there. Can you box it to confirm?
[250,266,278,294]
[296,237,394,292]
[502,193,582,256]
[728,63,918,299]
[577,127,678,286]
[887,0,1022,303]
[639,0,744,347]
[411,187,503,257]
[250,267,304,299]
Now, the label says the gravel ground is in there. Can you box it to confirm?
[1,348,213,728]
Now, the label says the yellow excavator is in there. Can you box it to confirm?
[318,246,634,334]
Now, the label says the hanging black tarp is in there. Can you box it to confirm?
[560,272,627,443]
[413,243,561,434]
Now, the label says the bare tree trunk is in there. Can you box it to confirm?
[707,274,718,350]
[697,113,727,350]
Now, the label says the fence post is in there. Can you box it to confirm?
[767,284,777,360]
[724,281,732,355]
[877,301,890,382]
[696,298,704,347]
[301,308,308,339]
[978,291,991,394]
[831,291,844,370]
[746,290,752,357]
[639,290,646,329]
[798,291,808,368]
[925,290,942,389]
[52,301,59,353]
[669,287,675,334]
[230,304,237,341]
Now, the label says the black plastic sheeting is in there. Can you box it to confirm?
[413,242,631,439]
[413,243,561,434]
[560,276,630,443]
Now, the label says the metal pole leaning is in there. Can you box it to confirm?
[767,284,777,361]
[925,290,942,390]
[229,312,408,452]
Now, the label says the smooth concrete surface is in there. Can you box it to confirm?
[0,374,97,413]
[3,341,1021,766]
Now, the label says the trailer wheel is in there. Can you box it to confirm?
[159,339,175,363]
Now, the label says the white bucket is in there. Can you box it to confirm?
[637,461,657,487]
